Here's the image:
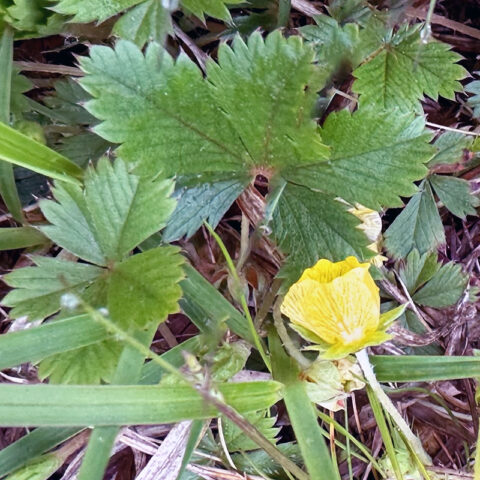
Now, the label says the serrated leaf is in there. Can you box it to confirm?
[412,261,468,308]
[53,0,143,23]
[270,182,371,283]
[10,67,32,117]
[398,249,440,293]
[38,339,122,384]
[80,33,327,177]
[108,246,184,329]
[4,0,64,37]
[2,256,103,321]
[41,158,176,264]
[428,131,473,167]
[283,109,433,210]
[55,133,110,169]
[300,14,386,83]
[54,0,241,23]
[223,410,279,452]
[181,0,242,21]
[163,175,249,242]
[84,158,175,262]
[430,174,478,219]
[384,181,445,259]
[466,79,480,118]
[353,28,466,111]
[79,32,330,243]
[43,78,95,125]
[112,0,172,47]
[40,183,105,265]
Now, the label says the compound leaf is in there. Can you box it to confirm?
[2,256,103,321]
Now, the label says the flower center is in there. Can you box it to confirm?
[339,326,365,345]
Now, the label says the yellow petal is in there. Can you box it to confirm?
[297,256,364,283]
[281,266,380,347]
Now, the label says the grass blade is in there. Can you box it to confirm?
[77,328,156,480]
[0,381,283,427]
[0,314,109,370]
[180,263,255,344]
[0,26,23,222]
[0,122,83,184]
[270,329,336,479]
[371,355,480,382]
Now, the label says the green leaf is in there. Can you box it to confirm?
[54,0,242,23]
[80,33,327,178]
[270,182,371,283]
[112,0,172,46]
[0,314,109,371]
[40,158,176,264]
[2,256,103,321]
[428,131,473,167]
[55,133,110,169]
[384,181,445,259]
[11,67,33,117]
[398,249,440,293]
[163,175,249,242]
[38,339,122,384]
[79,33,330,241]
[370,355,480,382]
[181,0,242,21]
[299,14,385,83]
[0,428,80,478]
[3,0,64,37]
[40,183,106,266]
[466,79,480,118]
[0,226,48,250]
[0,121,82,183]
[0,381,284,426]
[284,109,433,210]
[353,27,466,112]
[83,158,176,262]
[53,0,144,23]
[223,410,279,452]
[430,174,479,219]
[108,246,184,329]
[5,452,63,480]
[231,443,302,480]
[43,78,96,125]
[412,261,468,308]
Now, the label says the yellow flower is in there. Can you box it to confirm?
[281,257,391,359]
